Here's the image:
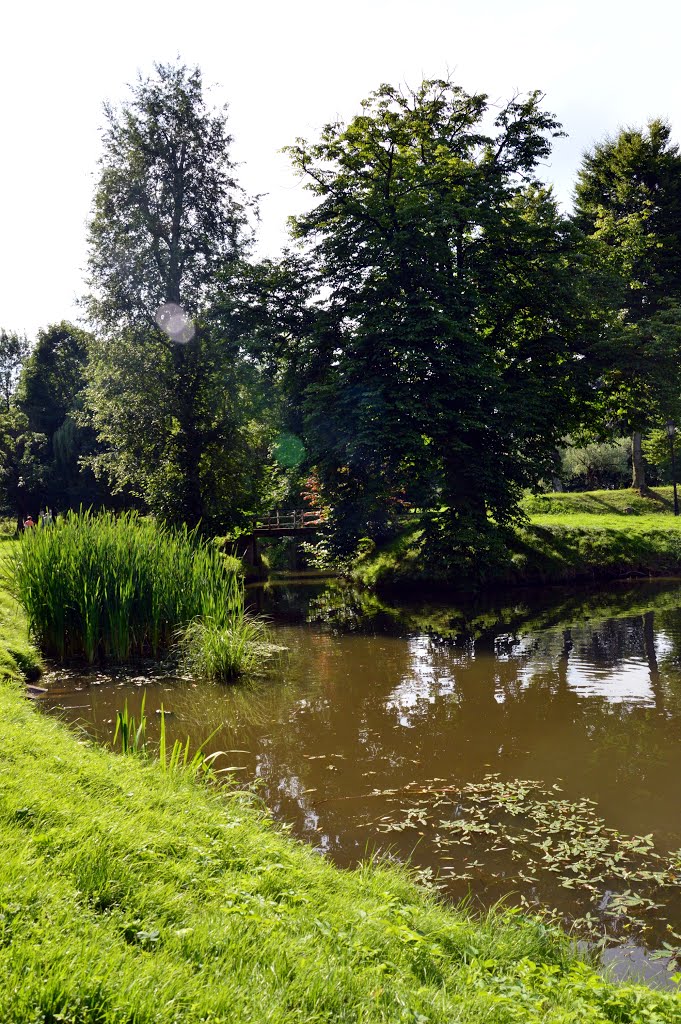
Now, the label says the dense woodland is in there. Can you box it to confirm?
[3,62,681,570]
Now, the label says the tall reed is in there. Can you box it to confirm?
[6,510,245,664]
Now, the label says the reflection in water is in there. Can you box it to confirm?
[40,579,681,967]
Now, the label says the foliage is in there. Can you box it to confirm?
[366,774,681,955]
[559,438,630,491]
[0,409,48,524]
[277,78,598,560]
[177,613,281,683]
[642,428,679,483]
[574,121,681,474]
[0,330,45,524]
[85,329,276,532]
[0,329,29,413]
[15,321,116,514]
[6,510,244,663]
[84,62,272,531]
[1,679,680,1021]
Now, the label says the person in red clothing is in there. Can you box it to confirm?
[23,515,35,530]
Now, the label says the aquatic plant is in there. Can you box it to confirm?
[6,510,244,663]
[365,774,681,958]
[177,614,281,683]
[114,695,223,779]
[113,695,147,755]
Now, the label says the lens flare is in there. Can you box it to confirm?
[154,303,195,344]
[273,433,306,468]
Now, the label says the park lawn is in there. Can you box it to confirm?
[529,513,681,531]
[521,486,678,517]
[351,489,681,590]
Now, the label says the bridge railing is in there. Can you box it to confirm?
[255,509,324,530]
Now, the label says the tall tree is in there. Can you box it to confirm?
[16,322,113,512]
[279,79,594,563]
[85,62,267,530]
[574,121,681,490]
[0,330,30,413]
[0,329,45,526]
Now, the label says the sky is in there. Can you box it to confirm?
[1,0,680,338]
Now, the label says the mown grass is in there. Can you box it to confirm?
[6,511,246,664]
[352,489,681,590]
[522,486,678,517]
[2,680,681,1022]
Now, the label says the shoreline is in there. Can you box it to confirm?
[3,542,681,1019]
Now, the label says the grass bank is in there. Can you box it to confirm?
[352,488,681,591]
[1,556,681,1018]
[4,684,681,1022]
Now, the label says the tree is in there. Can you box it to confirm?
[279,79,595,563]
[574,121,681,490]
[16,322,113,512]
[0,330,29,413]
[85,62,268,530]
[0,329,45,525]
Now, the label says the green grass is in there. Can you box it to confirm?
[352,489,681,590]
[6,511,246,663]
[522,486,678,517]
[0,543,42,683]
[2,680,681,1022]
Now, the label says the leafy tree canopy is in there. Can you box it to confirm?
[278,79,597,561]
[85,62,271,531]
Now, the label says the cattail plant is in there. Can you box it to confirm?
[6,510,247,666]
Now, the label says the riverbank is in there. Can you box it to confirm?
[352,488,681,592]
[5,680,681,1021]
[3,553,681,1020]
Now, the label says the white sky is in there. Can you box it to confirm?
[1,0,680,338]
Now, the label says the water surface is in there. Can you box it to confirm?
[41,578,681,980]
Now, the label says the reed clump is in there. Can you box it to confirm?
[6,510,246,664]
[178,614,279,683]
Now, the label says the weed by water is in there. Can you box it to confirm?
[113,693,148,754]
[114,693,224,779]
[6,510,244,664]
[177,613,282,683]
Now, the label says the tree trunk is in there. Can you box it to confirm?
[631,431,647,492]
[172,341,206,530]
[642,611,664,712]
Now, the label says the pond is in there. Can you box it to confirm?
[40,577,681,984]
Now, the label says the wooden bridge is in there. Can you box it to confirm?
[233,509,324,567]
[253,509,323,536]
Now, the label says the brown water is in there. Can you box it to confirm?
[39,578,681,982]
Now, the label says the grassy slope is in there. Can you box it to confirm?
[522,486,679,517]
[1,538,680,1021]
[4,688,681,1023]
[353,489,681,590]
